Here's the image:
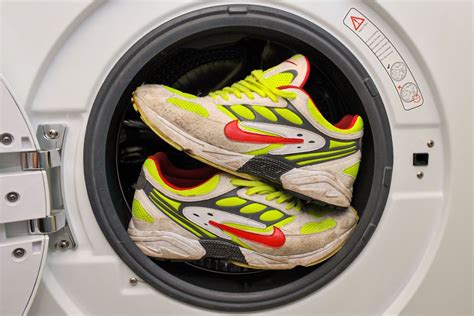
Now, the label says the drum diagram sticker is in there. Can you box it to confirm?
[344,8,424,110]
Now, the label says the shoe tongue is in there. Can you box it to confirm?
[262,54,310,88]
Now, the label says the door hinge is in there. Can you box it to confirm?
[29,210,66,234]
[21,149,61,170]
[27,124,77,250]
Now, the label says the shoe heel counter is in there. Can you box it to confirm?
[338,150,362,188]
[344,115,364,134]
[130,170,155,224]
[302,97,364,137]
[296,150,362,181]
[131,196,155,224]
[343,160,361,179]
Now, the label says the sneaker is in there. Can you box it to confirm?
[128,152,358,270]
[132,54,363,207]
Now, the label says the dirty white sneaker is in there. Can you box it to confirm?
[128,152,358,270]
[132,54,363,207]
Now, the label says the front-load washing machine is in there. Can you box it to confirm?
[1,1,472,315]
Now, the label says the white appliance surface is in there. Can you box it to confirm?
[0,1,472,315]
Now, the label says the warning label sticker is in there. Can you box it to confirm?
[343,8,423,110]
[350,16,365,31]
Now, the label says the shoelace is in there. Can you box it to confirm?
[230,179,302,211]
[209,70,296,102]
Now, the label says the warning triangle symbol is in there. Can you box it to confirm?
[350,16,365,31]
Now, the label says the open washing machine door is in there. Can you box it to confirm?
[0,79,75,315]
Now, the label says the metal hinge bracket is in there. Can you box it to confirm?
[21,148,61,170]
[29,210,66,234]
[27,124,77,250]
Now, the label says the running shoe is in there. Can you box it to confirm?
[132,54,363,207]
[128,152,358,270]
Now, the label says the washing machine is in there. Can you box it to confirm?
[1,1,472,315]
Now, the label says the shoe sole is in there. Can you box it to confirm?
[128,219,354,270]
[132,96,353,207]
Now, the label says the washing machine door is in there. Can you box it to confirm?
[0,78,70,315]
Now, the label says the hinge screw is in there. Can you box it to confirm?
[47,129,59,139]
[427,140,434,148]
[56,240,70,250]
[417,171,424,179]
[129,277,138,286]
[13,248,25,258]
[1,133,13,145]
[6,192,19,203]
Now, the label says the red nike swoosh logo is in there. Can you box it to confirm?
[209,220,285,248]
[224,120,303,144]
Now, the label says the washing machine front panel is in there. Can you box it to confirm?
[1,1,457,315]
[0,79,51,316]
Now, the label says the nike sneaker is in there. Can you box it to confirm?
[132,54,363,207]
[128,152,358,270]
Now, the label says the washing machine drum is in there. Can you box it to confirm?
[84,5,393,312]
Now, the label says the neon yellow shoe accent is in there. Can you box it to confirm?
[224,232,252,249]
[259,210,284,222]
[159,208,203,237]
[307,99,363,134]
[152,189,181,210]
[132,199,154,223]
[231,105,255,120]
[149,193,203,237]
[163,86,197,99]
[274,108,303,125]
[344,162,360,178]
[274,216,295,227]
[300,218,336,234]
[329,140,355,149]
[167,98,209,118]
[215,197,247,207]
[285,146,357,160]
[246,144,283,156]
[239,203,267,214]
[230,179,302,211]
[296,150,356,166]
[217,105,237,120]
[264,72,294,87]
[150,190,216,238]
[209,70,296,102]
[144,159,220,196]
[240,125,278,136]
[252,106,277,121]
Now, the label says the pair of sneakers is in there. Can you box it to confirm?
[128,55,362,270]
